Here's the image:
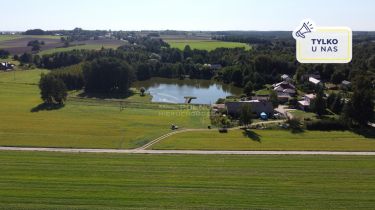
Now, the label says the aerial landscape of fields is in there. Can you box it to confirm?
[0,0,374,209]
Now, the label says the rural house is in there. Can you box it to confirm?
[272,81,296,102]
[298,94,316,111]
[273,81,296,94]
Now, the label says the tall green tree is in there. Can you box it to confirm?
[240,104,253,127]
[243,81,254,97]
[327,93,343,114]
[39,74,67,105]
[183,45,192,59]
[342,74,374,126]
[311,89,326,117]
[136,63,151,81]
[269,90,279,108]
[231,67,243,87]
[83,57,135,94]
[0,49,10,59]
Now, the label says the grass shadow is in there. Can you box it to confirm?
[290,127,305,134]
[352,127,375,139]
[242,128,262,142]
[78,91,134,99]
[31,103,65,112]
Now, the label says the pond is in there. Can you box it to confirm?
[133,78,242,104]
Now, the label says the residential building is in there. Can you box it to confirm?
[298,94,316,111]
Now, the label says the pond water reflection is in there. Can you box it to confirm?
[133,78,242,104]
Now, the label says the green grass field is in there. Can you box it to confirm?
[166,39,251,51]
[0,70,209,149]
[0,35,22,41]
[0,151,374,209]
[37,44,122,56]
[151,129,375,151]
[0,35,63,42]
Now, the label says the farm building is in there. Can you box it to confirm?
[225,100,274,117]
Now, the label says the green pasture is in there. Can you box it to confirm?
[151,129,375,151]
[166,39,251,51]
[0,35,63,42]
[0,70,209,149]
[0,151,374,209]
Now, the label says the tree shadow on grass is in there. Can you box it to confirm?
[77,91,134,99]
[242,128,262,142]
[352,127,375,139]
[290,127,305,134]
[31,103,65,112]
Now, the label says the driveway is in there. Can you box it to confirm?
[275,105,296,119]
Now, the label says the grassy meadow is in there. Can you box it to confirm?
[0,35,22,42]
[0,151,374,209]
[0,35,62,42]
[165,39,251,51]
[151,129,375,151]
[0,70,209,149]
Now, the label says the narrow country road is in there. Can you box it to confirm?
[0,146,374,155]
[137,120,285,150]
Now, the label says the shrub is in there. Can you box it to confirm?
[0,49,10,59]
[286,117,303,132]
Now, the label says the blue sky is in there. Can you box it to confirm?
[2,0,375,31]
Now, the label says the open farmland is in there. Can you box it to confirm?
[0,151,374,209]
[0,70,209,149]
[165,39,251,51]
[0,36,62,54]
[0,35,63,42]
[37,39,126,55]
[0,35,125,55]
